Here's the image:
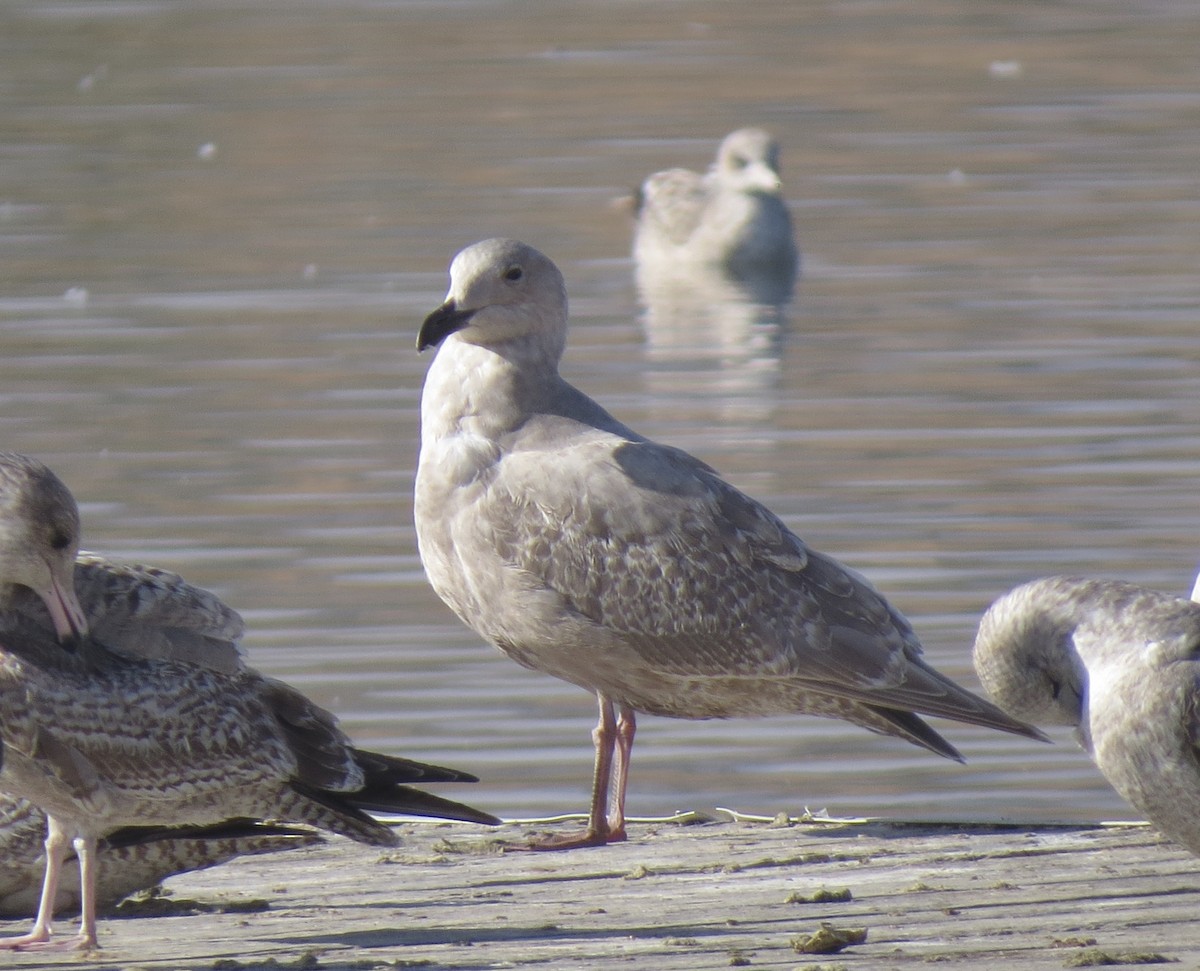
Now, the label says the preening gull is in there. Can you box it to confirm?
[0,630,498,950]
[974,575,1200,857]
[414,237,1045,849]
[0,452,88,645]
[0,454,499,950]
[0,451,245,672]
[0,452,267,918]
[633,128,799,297]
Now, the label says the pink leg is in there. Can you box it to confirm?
[586,695,618,841]
[1,823,100,952]
[74,836,99,949]
[606,705,637,841]
[0,817,68,950]
[531,694,620,850]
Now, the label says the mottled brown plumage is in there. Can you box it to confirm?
[0,804,321,919]
[0,453,253,923]
[0,451,243,671]
[415,238,1044,849]
[0,454,497,950]
[0,631,496,950]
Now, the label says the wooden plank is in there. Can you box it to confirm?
[3,815,1195,969]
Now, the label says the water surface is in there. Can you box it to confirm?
[3,0,1200,824]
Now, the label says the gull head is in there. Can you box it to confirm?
[715,128,783,196]
[417,238,569,360]
[972,577,1090,729]
[0,452,89,646]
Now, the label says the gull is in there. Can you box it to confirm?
[414,237,1045,849]
[974,574,1200,857]
[0,450,243,672]
[0,628,499,950]
[0,451,89,646]
[633,128,799,298]
[0,454,499,949]
[0,452,260,916]
[0,806,321,919]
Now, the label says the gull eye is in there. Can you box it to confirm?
[732,155,749,169]
[504,265,524,282]
[48,529,73,552]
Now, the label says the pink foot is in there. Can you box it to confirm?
[528,825,627,851]
[0,927,97,953]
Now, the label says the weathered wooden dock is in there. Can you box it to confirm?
[4,813,1196,969]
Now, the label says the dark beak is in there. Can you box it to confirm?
[417,299,476,351]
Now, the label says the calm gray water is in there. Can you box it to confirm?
[3,0,1200,825]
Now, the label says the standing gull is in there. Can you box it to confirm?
[0,628,498,950]
[0,454,499,950]
[633,128,799,299]
[974,575,1200,857]
[0,452,289,917]
[414,237,1045,849]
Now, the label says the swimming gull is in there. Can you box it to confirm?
[974,574,1200,857]
[414,237,1045,849]
[633,128,799,296]
[0,455,499,949]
